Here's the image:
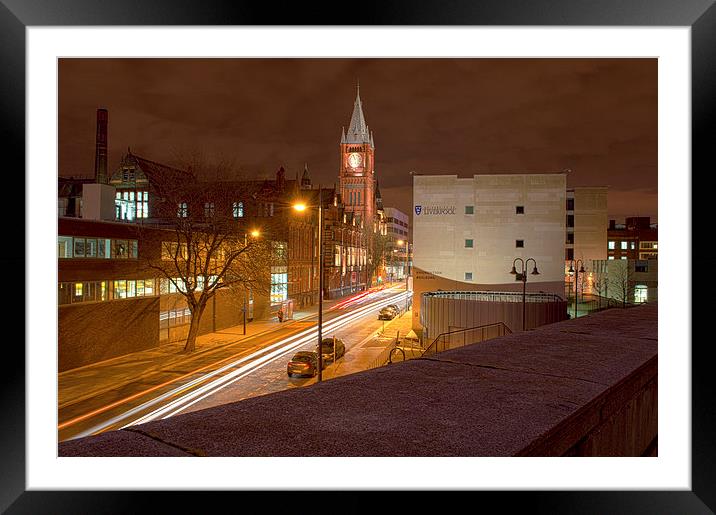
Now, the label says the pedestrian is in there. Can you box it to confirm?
[277,307,284,323]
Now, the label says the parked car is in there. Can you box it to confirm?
[287,351,321,378]
[387,303,401,314]
[317,337,345,363]
[378,306,398,320]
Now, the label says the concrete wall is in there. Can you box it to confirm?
[573,187,608,264]
[420,292,568,339]
[58,297,159,372]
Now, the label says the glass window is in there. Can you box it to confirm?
[566,198,574,211]
[635,260,649,273]
[464,272,473,281]
[630,242,635,250]
[127,280,136,298]
[608,256,615,260]
[464,205,474,215]
[566,248,574,260]
[73,238,86,257]
[137,280,145,296]
[566,215,574,228]
[233,201,244,218]
[464,239,473,248]
[178,202,188,218]
[114,280,127,299]
[85,238,97,258]
[608,241,616,250]
[74,283,83,298]
[113,240,128,258]
[144,279,155,296]
[516,206,524,214]
[204,202,215,217]
[634,285,648,303]
[130,240,138,258]
[621,241,628,250]
[58,236,73,258]
[516,240,524,248]
[621,256,627,260]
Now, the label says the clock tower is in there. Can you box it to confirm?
[339,84,375,227]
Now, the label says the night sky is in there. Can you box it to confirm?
[59,58,657,222]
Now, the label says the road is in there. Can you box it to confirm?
[59,285,410,441]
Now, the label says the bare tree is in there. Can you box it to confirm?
[591,271,609,309]
[609,261,634,308]
[141,160,276,353]
[365,226,389,286]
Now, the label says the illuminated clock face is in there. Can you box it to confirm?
[348,152,363,168]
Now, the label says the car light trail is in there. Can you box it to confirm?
[70,290,409,439]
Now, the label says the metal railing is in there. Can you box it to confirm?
[421,322,512,357]
[421,290,564,303]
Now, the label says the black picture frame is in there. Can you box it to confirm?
[3,0,711,512]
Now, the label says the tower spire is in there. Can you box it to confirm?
[346,82,370,144]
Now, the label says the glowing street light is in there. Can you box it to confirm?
[293,186,325,382]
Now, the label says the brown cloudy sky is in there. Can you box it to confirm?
[59,58,657,222]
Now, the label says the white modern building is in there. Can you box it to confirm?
[412,173,567,330]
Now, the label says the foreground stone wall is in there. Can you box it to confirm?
[59,303,657,457]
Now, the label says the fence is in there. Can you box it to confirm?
[421,322,512,357]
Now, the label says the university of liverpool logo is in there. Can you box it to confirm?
[415,205,422,215]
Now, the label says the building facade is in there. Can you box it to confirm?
[607,216,658,261]
[384,207,411,282]
[412,173,567,330]
[590,258,658,306]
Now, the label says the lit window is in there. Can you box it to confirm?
[74,283,83,297]
[178,202,188,218]
[516,240,524,248]
[634,285,648,303]
[621,241,628,250]
[608,241,616,250]
[58,236,72,258]
[465,239,474,248]
[464,272,473,281]
[631,242,635,249]
[608,256,615,260]
[73,238,86,257]
[233,201,244,218]
[465,205,474,215]
[621,256,627,260]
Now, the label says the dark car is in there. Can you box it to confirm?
[317,337,345,363]
[287,351,321,378]
[388,304,401,314]
[378,306,398,320]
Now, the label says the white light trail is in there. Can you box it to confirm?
[72,290,409,438]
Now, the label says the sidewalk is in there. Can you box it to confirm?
[58,295,345,411]
[324,307,418,380]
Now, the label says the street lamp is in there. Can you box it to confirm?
[293,184,324,382]
[242,229,261,335]
[397,239,409,313]
[568,259,585,319]
[509,257,540,331]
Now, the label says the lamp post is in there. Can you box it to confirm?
[397,239,409,313]
[568,259,585,319]
[293,184,324,382]
[509,257,540,331]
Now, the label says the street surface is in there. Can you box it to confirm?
[59,285,411,441]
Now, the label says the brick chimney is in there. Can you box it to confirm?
[94,108,108,184]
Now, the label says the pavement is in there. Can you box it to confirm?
[58,283,412,430]
[58,303,658,457]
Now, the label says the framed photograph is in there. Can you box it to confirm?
[5,0,711,512]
